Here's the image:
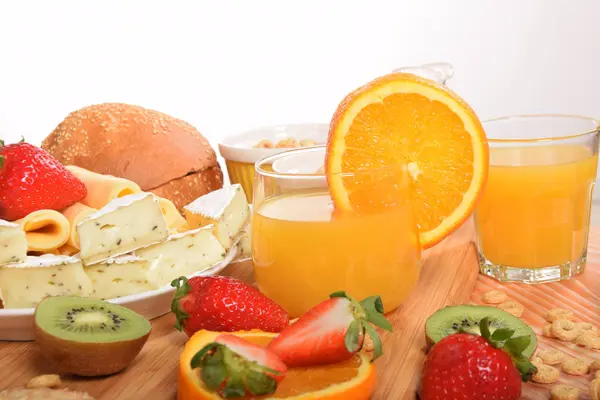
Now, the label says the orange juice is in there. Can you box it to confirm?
[252,191,421,318]
[476,145,598,268]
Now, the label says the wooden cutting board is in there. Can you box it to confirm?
[0,221,597,400]
[472,245,600,399]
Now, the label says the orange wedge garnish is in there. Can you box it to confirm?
[326,72,488,248]
[178,330,376,400]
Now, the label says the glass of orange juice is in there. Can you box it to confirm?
[476,115,599,283]
[252,146,422,317]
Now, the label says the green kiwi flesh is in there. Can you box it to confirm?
[425,305,537,357]
[35,296,151,376]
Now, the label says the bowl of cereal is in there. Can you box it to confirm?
[218,123,328,201]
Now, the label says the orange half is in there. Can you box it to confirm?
[178,330,376,400]
[326,72,488,248]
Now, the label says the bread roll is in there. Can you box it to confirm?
[41,103,223,209]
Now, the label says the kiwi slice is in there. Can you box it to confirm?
[35,296,151,377]
[425,305,537,357]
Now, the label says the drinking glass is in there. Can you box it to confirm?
[475,115,599,283]
[252,146,422,317]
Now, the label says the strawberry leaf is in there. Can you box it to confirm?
[360,296,393,331]
[0,139,4,146]
[491,328,514,342]
[364,322,384,361]
[0,154,4,169]
[479,317,491,341]
[171,276,192,331]
[222,373,246,398]
[201,361,228,391]
[18,136,24,143]
[246,369,277,396]
[504,335,530,356]
[329,291,348,299]
[190,342,220,369]
[345,320,362,353]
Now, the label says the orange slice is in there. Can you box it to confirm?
[178,330,376,400]
[326,72,488,248]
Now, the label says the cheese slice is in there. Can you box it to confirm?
[85,255,156,300]
[0,220,27,266]
[137,226,226,287]
[236,222,252,260]
[61,202,97,249]
[157,197,188,230]
[77,192,169,265]
[66,165,142,209]
[16,210,70,252]
[183,184,250,249]
[0,255,92,309]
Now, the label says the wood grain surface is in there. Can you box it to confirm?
[472,238,600,400]
[0,222,597,400]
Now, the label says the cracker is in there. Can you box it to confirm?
[545,308,574,322]
[551,319,580,342]
[550,384,581,400]
[561,358,589,376]
[482,290,507,304]
[532,364,560,384]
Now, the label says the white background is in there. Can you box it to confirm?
[1,0,600,208]
[1,0,598,147]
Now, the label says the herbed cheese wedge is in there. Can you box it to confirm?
[77,192,169,265]
[85,255,157,300]
[183,184,250,250]
[0,219,27,266]
[236,222,251,259]
[137,226,226,287]
[0,255,92,309]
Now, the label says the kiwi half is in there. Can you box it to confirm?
[34,296,151,377]
[425,304,538,357]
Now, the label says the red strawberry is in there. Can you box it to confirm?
[0,140,87,221]
[171,276,289,336]
[267,291,392,367]
[191,334,287,398]
[420,318,537,400]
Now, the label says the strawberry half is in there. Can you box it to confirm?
[419,317,537,400]
[191,334,287,398]
[267,291,393,367]
[171,276,289,336]
[0,140,87,221]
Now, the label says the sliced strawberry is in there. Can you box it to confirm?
[191,334,287,398]
[267,291,392,367]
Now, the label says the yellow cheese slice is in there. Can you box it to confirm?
[61,202,97,249]
[15,210,70,252]
[66,165,142,209]
[57,243,79,256]
[158,197,188,230]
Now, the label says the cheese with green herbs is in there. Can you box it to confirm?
[183,184,250,249]
[0,219,27,266]
[236,223,251,259]
[137,226,226,287]
[0,255,92,308]
[85,255,156,300]
[77,192,169,265]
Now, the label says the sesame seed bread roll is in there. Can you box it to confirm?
[15,210,70,252]
[41,103,224,210]
[61,202,97,249]
[157,197,188,230]
[65,166,141,209]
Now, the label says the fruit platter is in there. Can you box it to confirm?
[0,66,599,400]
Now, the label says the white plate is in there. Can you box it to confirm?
[0,243,239,341]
